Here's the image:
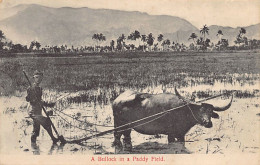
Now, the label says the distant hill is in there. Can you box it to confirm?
[0,4,259,47]
[0,4,29,21]
[0,4,197,46]
[165,24,260,45]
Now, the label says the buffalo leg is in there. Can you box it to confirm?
[168,134,185,151]
[178,136,185,142]
[112,131,123,149]
[168,134,177,143]
[112,113,123,149]
[177,136,185,146]
[123,129,132,151]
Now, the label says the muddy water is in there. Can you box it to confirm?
[0,79,259,155]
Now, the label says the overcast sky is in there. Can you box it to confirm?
[1,0,259,28]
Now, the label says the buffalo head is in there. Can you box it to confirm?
[175,87,233,128]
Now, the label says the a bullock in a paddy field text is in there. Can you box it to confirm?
[112,88,233,151]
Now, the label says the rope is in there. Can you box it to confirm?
[52,107,114,127]
[54,112,102,144]
[178,93,201,123]
[24,82,234,144]
[68,102,190,144]
[53,105,169,143]
[68,91,235,144]
[187,104,201,123]
[65,113,169,143]
[54,112,98,132]
[52,93,72,104]
[178,90,236,123]
[117,113,169,133]
[127,90,235,132]
[196,90,235,103]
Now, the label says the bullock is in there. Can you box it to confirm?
[112,88,233,150]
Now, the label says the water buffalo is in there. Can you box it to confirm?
[112,88,233,150]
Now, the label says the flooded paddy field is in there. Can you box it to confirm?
[0,51,259,155]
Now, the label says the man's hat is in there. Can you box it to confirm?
[33,70,43,77]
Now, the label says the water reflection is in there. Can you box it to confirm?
[130,142,191,154]
[26,77,259,155]
[31,142,40,155]
[48,143,66,155]
[30,142,66,155]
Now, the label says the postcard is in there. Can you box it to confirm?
[0,0,259,164]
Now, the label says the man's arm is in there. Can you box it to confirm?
[43,101,55,108]
[25,87,32,102]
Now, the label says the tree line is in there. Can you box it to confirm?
[0,24,260,54]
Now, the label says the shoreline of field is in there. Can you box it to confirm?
[1,49,260,58]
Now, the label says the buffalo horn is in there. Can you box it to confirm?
[213,94,233,111]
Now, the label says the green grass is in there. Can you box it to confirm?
[0,51,259,96]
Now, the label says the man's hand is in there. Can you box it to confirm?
[47,102,55,108]
[46,110,54,116]
[43,101,55,108]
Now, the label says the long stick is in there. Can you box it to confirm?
[23,70,61,139]
[196,92,234,103]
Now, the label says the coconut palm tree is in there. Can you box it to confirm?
[127,32,135,46]
[217,30,223,41]
[188,33,198,45]
[200,25,209,42]
[147,33,155,51]
[116,34,126,51]
[0,30,6,50]
[141,34,147,52]
[116,38,122,51]
[0,30,5,41]
[35,41,41,51]
[157,34,163,42]
[133,30,141,38]
[120,34,126,45]
[129,30,141,40]
[98,33,106,45]
[199,25,210,50]
[29,41,35,51]
[217,30,223,37]
[120,34,126,50]
[240,28,246,36]
[215,30,224,50]
[235,28,247,47]
[171,41,176,51]
[162,39,171,51]
[133,30,141,47]
[110,40,115,52]
[92,33,99,51]
[128,33,134,40]
[92,33,106,51]
[157,34,163,51]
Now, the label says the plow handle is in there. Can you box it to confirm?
[23,70,62,139]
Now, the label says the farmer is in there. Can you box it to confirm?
[26,70,58,144]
